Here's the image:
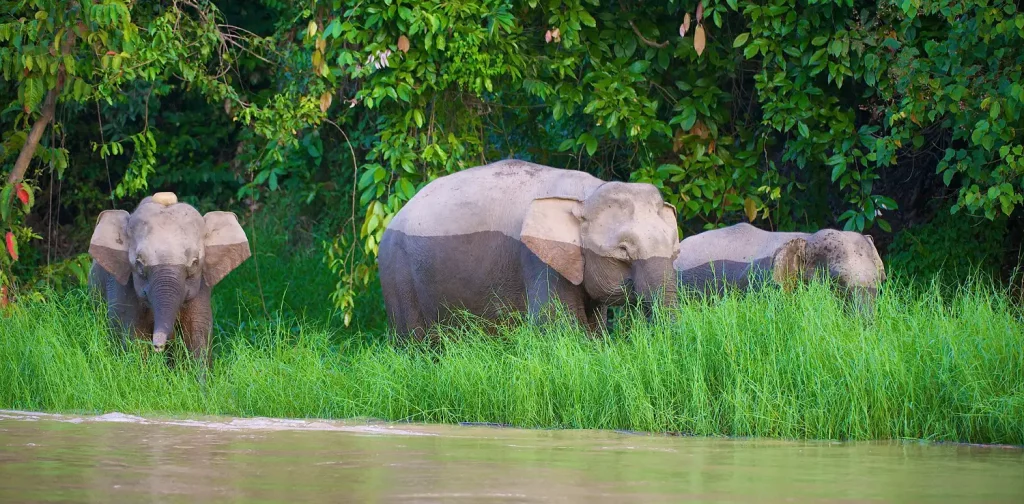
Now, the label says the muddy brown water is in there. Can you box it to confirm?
[1,410,1022,503]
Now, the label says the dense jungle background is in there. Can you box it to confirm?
[3,0,1024,330]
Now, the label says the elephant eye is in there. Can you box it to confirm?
[187,257,200,276]
[617,243,632,261]
[134,258,146,276]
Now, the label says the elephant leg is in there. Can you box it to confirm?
[179,286,213,369]
[585,301,609,336]
[100,272,149,351]
[385,268,430,343]
[379,231,433,342]
[521,248,588,331]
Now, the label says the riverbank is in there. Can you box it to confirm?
[1,281,1022,445]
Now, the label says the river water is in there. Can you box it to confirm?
[1,410,1022,503]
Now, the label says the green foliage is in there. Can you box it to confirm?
[242,0,1024,321]
[0,0,251,298]
[886,210,1008,283]
[3,0,1024,324]
[2,280,1022,444]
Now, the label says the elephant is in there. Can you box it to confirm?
[87,192,251,366]
[672,222,886,312]
[377,159,680,340]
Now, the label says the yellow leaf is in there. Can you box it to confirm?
[316,37,326,52]
[319,91,332,113]
[694,25,706,56]
[397,35,410,53]
[744,197,757,222]
[307,20,318,38]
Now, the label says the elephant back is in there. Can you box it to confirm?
[387,160,604,240]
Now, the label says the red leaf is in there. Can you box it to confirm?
[5,232,17,262]
[696,2,704,22]
[15,183,29,205]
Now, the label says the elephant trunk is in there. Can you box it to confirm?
[630,258,678,321]
[147,265,186,353]
[850,286,878,318]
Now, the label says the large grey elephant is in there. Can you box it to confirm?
[377,159,680,340]
[87,192,251,365]
[673,222,886,310]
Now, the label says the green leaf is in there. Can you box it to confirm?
[797,121,809,138]
[0,185,12,223]
[874,195,898,210]
[811,36,828,46]
[357,167,377,190]
[398,177,416,200]
[628,60,649,74]
[831,162,846,182]
[942,169,955,186]
[743,43,759,59]
[679,108,697,130]
[579,133,598,156]
[733,32,750,48]
[876,218,892,233]
[579,10,597,27]
[326,18,341,38]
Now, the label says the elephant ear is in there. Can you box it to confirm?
[203,211,251,287]
[659,203,680,260]
[771,237,807,292]
[88,210,132,286]
[520,197,585,285]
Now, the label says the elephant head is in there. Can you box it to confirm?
[520,181,680,314]
[88,192,251,351]
[770,229,886,313]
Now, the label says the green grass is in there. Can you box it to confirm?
[1,276,1022,445]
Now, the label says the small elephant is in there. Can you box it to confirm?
[378,159,680,340]
[87,192,251,365]
[673,222,886,311]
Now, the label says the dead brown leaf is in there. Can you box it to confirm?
[744,197,757,222]
[680,13,691,38]
[694,24,706,56]
[689,120,709,139]
[319,91,332,113]
[397,35,410,53]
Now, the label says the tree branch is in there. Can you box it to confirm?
[8,84,60,185]
[629,20,668,49]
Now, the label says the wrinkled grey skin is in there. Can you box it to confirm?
[87,194,251,366]
[378,159,680,340]
[673,223,886,314]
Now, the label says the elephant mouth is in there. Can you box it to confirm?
[152,332,169,352]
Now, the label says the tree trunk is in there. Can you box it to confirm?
[8,87,59,185]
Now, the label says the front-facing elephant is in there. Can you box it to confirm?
[377,159,680,340]
[673,223,886,312]
[87,192,251,366]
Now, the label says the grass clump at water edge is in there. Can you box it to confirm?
[0,280,1022,445]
